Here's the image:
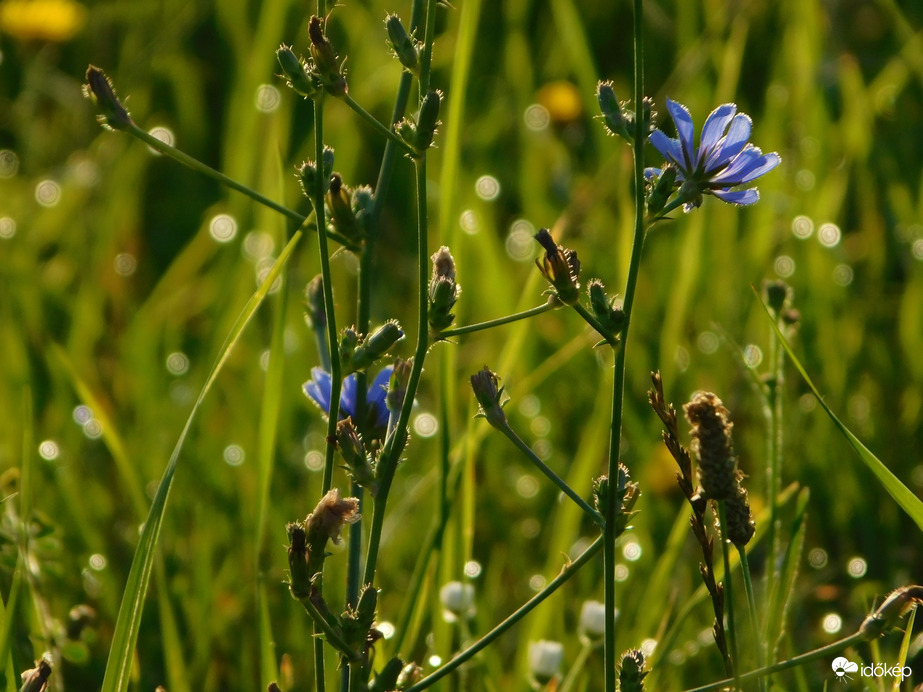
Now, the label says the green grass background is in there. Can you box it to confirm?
[2,0,923,689]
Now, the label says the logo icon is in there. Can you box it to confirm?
[832,657,859,683]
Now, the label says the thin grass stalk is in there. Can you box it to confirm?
[404,536,605,691]
[764,307,783,623]
[717,501,740,688]
[604,0,646,687]
[738,547,767,692]
[313,77,334,692]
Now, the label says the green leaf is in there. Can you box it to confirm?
[100,231,302,692]
[755,288,923,532]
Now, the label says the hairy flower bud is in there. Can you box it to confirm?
[308,15,347,96]
[351,321,404,373]
[277,45,319,99]
[534,228,580,305]
[429,246,461,334]
[298,147,335,198]
[618,649,648,692]
[385,13,420,75]
[84,65,132,131]
[470,366,508,429]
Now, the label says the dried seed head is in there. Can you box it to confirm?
[724,484,756,547]
[304,488,360,548]
[684,392,738,501]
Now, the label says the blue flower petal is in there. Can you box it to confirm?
[697,104,737,168]
[368,366,393,428]
[711,148,780,186]
[304,367,332,412]
[665,99,696,168]
[703,113,752,173]
[649,130,684,168]
[712,188,760,205]
[340,374,358,418]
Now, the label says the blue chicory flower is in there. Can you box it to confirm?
[646,99,780,211]
[304,365,393,434]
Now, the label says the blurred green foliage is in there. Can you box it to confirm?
[2,0,923,689]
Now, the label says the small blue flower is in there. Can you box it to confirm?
[304,366,392,434]
[647,99,780,211]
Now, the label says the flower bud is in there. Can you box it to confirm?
[587,279,626,336]
[470,366,508,429]
[308,15,347,96]
[429,246,462,334]
[618,649,648,692]
[396,662,423,688]
[369,657,405,692]
[597,81,628,140]
[336,418,375,488]
[385,13,420,76]
[534,228,580,305]
[352,321,405,372]
[84,65,132,131]
[528,640,564,685]
[415,89,442,151]
[387,358,412,414]
[286,521,311,599]
[19,658,52,692]
[578,600,610,641]
[440,581,475,621]
[684,392,739,501]
[763,279,792,316]
[298,147,335,198]
[327,173,363,242]
[339,326,362,374]
[860,586,923,638]
[647,164,678,216]
[276,45,319,99]
[304,275,326,330]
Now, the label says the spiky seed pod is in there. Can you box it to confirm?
[684,392,738,501]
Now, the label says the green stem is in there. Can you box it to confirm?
[604,0,647,688]
[738,546,767,692]
[418,0,439,95]
[404,536,604,692]
[498,424,605,529]
[342,94,417,157]
[437,300,559,338]
[683,631,868,692]
[572,302,619,346]
[717,502,740,688]
[363,156,431,586]
[126,123,352,246]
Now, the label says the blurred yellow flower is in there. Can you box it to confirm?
[538,81,583,124]
[0,0,86,41]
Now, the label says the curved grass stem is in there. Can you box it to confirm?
[437,300,559,339]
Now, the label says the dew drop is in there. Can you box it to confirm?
[774,255,795,278]
[209,214,238,243]
[792,215,814,239]
[524,104,550,131]
[475,175,500,201]
[166,352,189,375]
[224,444,245,466]
[38,440,59,460]
[0,217,16,239]
[114,253,137,276]
[822,612,842,633]
[0,149,19,178]
[413,412,438,438]
[818,222,841,247]
[255,84,281,113]
[148,126,175,154]
[847,557,867,578]
[35,179,62,207]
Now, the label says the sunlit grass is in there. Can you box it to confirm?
[2,0,923,690]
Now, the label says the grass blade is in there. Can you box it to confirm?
[755,287,923,532]
[100,231,302,692]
